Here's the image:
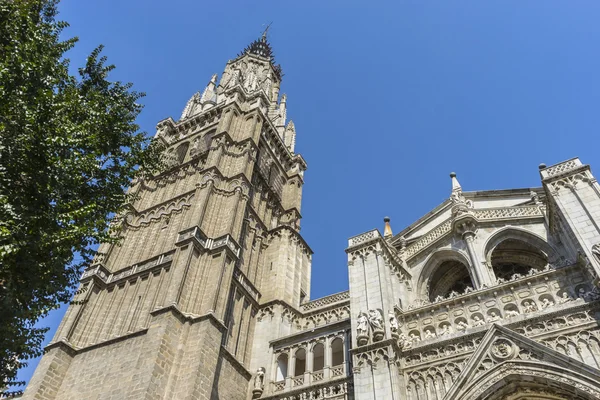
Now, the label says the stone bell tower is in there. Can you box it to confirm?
[23,33,311,400]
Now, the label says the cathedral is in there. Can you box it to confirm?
[22,34,600,400]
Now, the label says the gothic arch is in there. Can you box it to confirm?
[417,249,475,301]
[448,361,600,400]
[484,227,561,266]
[484,227,561,281]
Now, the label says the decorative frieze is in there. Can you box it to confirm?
[300,291,349,312]
[347,229,379,248]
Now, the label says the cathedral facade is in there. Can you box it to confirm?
[22,35,600,400]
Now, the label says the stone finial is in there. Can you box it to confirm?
[200,74,218,104]
[283,120,296,153]
[450,172,461,193]
[383,216,393,238]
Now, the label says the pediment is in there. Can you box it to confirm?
[443,324,600,400]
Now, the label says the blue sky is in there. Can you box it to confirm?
[16,0,600,387]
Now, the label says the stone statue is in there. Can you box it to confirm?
[530,190,540,205]
[506,309,519,318]
[357,313,369,336]
[472,315,485,327]
[252,367,265,398]
[456,320,469,331]
[559,291,574,304]
[440,324,452,335]
[357,312,369,345]
[388,310,399,334]
[398,333,411,350]
[424,328,436,339]
[409,333,420,343]
[523,301,537,313]
[369,309,384,331]
[541,298,554,309]
[585,287,600,301]
[579,287,587,300]
[487,311,501,322]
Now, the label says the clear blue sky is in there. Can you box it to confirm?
[16,0,600,387]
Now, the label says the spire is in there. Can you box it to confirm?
[383,216,393,238]
[450,172,461,193]
[200,74,218,103]
[237,30,283,79]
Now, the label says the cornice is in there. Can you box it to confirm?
[268,225,313,255]
[269,319,350,348]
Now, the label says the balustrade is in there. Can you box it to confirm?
[270,335,348,394]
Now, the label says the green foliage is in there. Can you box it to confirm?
[0,0,163,392]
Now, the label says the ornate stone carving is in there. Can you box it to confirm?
[356,312,369,345]
[300,291,349,312]
[490,338,515,360]
[369,309,384,342]
[348,229,379,247]
[389,310,399,338]
[252,367,265,398]
[592,243,600,264]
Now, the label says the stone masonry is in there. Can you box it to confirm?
[21,33,600,400]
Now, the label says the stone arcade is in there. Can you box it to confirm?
[22,35,600,400]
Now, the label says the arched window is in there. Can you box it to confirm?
[313,343,324,371]
[294,348,306,376]
[175,142,189,164]
[276,354,288,381]
[428,260,474,301]
[491,238,548,281]
[331,338,344,366]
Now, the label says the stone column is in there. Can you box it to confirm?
[324,337,331,379]
[306,344,314,384]
[286,350,294,390]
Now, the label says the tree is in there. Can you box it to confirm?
[0,0,163,392]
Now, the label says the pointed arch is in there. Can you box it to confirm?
[484,227,562,281]
[484,226,562,266]
[448,361,600,400]
[417,249,475,301]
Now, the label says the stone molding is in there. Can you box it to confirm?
[260,377,352,400]
[257,299,350,334]
[300,291,349,312]
[404,205,546,259]
[175,225,241,259]
[443,324,600,400]
[80,250,175,286]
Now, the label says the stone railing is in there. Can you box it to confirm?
[273,380,286,393]
[312,370,324,382]
[396,264,591,347]
[265,377,352,400]
[473,205,544,220]
[348,229,380,248]
[81,250,175,285]
[540,158,582,179]
[300,291,350,312]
